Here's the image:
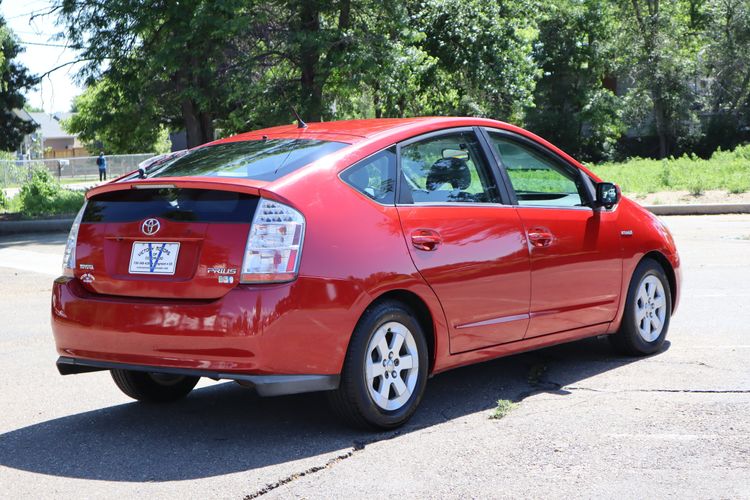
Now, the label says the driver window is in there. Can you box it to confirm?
[400,131,500,204]
[487,133,585,207]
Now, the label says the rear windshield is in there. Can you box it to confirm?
[83,189,259,223]
[148,139,348,181]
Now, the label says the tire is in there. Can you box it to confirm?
[328,300,429,430]
[611,258,672,356]
[111,369,199,403]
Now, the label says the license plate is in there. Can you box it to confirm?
[128,242,180,275]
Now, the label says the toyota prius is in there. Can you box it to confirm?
[52,117,680,429]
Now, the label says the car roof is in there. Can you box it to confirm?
[207,117,510,146]
[195,116,595,183]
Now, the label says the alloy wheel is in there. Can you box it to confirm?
[635,275,667,342]
[364,321,420,411]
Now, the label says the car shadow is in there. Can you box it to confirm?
[0,337,669,482]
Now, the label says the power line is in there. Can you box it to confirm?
[3,4,57,21]
[17,40,72,48]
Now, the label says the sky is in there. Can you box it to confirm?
[1,0,84,113]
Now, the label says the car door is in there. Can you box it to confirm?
[482,129,622,338]
[396,128,531,354]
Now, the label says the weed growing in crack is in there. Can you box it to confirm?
[489,399,517,420]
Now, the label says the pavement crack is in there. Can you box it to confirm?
[563,385,750,394]
[243,441,368,499]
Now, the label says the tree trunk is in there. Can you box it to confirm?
[299,2,323,122]
[182,99,214,148]
[652,90,669,158]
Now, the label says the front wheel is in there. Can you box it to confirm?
[111,369,199,403]
[611,258,672,356]
[328,300,428,429]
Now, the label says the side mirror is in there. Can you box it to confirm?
[595,182,620,208]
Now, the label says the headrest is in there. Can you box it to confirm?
[426,157,471,191]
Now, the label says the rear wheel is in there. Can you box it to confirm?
[328,300,428,429]
[611,258,672,356]
[111,369,199,402]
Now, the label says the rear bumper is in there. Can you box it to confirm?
[51,275,364,382]
[56,356,339,396]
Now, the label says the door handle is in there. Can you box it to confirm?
[528,230,554,248]
[411,229,442,251]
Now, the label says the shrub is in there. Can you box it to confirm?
[18,167,85,216]
[688,180,704,196]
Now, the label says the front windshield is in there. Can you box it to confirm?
[149,139,348,181]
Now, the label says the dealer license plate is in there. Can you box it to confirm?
[128,242,180,275]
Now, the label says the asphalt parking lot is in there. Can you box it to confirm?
[0,215,748,499]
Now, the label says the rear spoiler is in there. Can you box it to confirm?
[86,177,269,199]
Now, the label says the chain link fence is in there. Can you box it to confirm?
[0,153,156,187]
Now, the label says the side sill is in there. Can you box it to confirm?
[56,356,340,397]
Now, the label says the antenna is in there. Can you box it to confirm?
[290,107,307,129]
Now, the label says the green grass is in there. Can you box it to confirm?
[489,399,517,420]
[589,144,750,195]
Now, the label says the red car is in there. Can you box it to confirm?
[52,117,680,428]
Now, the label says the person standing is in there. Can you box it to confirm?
[96,152,107,181]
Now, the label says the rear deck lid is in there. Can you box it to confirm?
[75,186,258,299]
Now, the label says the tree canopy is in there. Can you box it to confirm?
[55,0,750,160]
[0,14,37,152]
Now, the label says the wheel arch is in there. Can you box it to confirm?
[641,251,677,313]
[360,289,437,374]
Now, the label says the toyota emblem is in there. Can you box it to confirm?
[141,218,161,235]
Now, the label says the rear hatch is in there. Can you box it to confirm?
[75,183,259,299]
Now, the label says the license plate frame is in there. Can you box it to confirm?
[128,241,181,275]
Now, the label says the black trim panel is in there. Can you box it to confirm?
[56,356,340,397]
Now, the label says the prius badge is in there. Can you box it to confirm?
[141,218,161,236]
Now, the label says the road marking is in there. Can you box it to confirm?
[0,248,61,276]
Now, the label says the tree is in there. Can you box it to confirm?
[59,0,544,146]
[615,0,702,158]
[413,0,540,122]
[0,15,37,151]
[525,1,624,162]
[699,0,750,153]
[57,0,261,148]
[63,75,165,154]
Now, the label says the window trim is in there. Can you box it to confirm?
[479,127,597,210]
[338,146,398,206]
[395,127,511,207]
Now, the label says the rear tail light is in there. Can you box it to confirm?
[62,201,87,277]
[240,198,305,283]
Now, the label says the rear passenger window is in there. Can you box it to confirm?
[340,148,397,204]
[399,131,500,204]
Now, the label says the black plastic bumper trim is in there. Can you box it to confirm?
[56,356,339,396]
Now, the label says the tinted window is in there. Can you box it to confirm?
[400,132,500,204]
[83,189,259,223]
[340,148,397,204]
[488,133,585,207]
[149,139,348,181]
